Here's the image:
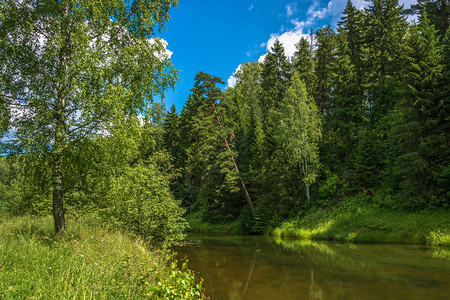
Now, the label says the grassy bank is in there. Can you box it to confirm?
[184,210,244,235]
[0,215,205,299]
[272,197,450,246]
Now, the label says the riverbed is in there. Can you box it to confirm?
[175,235,450,300]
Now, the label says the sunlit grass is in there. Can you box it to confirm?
[272,197,450,245]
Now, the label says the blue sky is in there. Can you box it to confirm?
[158,0,417,112]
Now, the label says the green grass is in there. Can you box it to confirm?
[0,215,205,299]
[184,210,244,235]
[272,197,450,246]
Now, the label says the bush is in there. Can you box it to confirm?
[101,163,188,246]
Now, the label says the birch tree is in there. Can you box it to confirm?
[276,73,322,203]
[0,0,178,232]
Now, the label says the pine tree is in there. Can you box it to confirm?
[338,0,364,85]
[180,72,255,220]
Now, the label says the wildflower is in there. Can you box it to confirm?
[48,267,52,269]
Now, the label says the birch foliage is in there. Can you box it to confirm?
[276,73,322,203]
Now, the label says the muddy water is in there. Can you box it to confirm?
[175,235,450,300]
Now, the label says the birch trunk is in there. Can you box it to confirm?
[53,3,69,233]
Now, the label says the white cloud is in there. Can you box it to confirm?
[137,114,145,126]
[249,4,254,11]
[307,0,333,20]
[266,29,308,58]
[257,18,309,62]
[160,38,173,59]
[286,3,297,18]
[352,0,368,10]
[227,75,237,88]
[258,53,267,63]
[227,64,243,88]
[255,0,331,62]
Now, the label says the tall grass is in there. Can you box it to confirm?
[272,197,450,245]
[0,215,205,299]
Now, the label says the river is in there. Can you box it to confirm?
[175,235,450,300]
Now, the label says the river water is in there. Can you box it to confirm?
[175,235,450,300]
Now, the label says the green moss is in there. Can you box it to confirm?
[272,197,450,245]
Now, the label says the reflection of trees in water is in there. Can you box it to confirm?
[177,235,450,300]
[243,253,256,296]
[429,247,450,260]
[309,267,323,300]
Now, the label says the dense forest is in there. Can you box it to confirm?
[1,0,449,236]
[163,0,449,233]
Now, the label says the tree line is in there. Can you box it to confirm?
[162,0,449,231]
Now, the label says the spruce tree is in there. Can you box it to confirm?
[329,29,363,178]
[364,0,408,121]
[292,37,316,95]
[260,39,292,121]
[406,0,449,37]
[327,1,365,182]
[314,26,336,117]
[387,15,448,207]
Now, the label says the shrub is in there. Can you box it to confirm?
[102,163,188,246]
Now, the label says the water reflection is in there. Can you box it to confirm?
[175,235,450,300]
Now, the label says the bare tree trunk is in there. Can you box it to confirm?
[210,100,255,216]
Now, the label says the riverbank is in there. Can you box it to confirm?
[185,197,450,246]
[0,215,205,299]
[185,210,245,235]
[272,197,450,246]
